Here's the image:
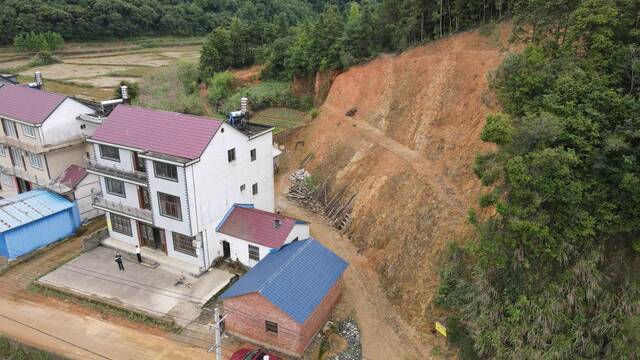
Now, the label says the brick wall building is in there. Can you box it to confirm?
[220,239,347,358]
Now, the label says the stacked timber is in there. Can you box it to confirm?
[287,169,355,232]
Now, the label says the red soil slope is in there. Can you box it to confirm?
[281,24,511,333]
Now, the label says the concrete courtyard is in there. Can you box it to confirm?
[38,246,236,326]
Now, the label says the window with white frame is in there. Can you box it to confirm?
[110,213,132,236]
[248,245,260,261]
[21,124,36,138]
[1,174,12,187]
[28,152,43,169]
[99,144,120,162]
[172,232,197,256]
[2,119,17,138]
[153,161,178,181]
[158,192,182,220]
[105,177,125,197]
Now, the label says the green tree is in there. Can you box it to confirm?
[200,27,233,77]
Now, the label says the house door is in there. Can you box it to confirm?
[139,223,166,253]
[222,241,230,259]
[16,177,31,193]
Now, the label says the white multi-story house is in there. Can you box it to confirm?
[215,204,310,268]
[87,105,275,273]
[0,81,102,220]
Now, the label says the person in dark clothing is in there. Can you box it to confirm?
[135,245,142,264]
[115,251,124,271]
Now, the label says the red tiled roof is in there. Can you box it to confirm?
[217,206,303,248]
[0,84,67,124]
[90,105,223,160]
[54,165,88,188]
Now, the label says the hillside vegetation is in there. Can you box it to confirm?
[437,0,640,358]
[0,0,316,44]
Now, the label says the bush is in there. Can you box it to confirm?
[222,82,301,114]
[446,316,479,360]
[481,112,513,145]
[207,71,237,110]
[310,108,320,119]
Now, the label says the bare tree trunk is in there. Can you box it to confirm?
[440,0,443,38]
[448,0,452,34]
[421,10,425,41]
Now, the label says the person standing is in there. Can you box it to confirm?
[135,245,142,264]
[115,251,124,271]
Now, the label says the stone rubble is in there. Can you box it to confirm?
[330,318,362,360]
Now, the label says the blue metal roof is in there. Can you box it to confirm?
[220,238,348,324]
[0,190,75,232]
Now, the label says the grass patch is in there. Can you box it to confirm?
[29,283,182,334]
[251,108,307,134]
[16,76,112,100]
[222,81,306,114]
[105,67,150,78]
[0,335,65,360]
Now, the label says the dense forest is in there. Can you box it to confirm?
[436,0,640,358]
[0,0,319,44]
[200,0,515,78]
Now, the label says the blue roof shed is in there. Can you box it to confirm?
[220,238,348,324]
[0,190,81,260]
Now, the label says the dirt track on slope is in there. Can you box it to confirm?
[276,176,442,359]
[279,23,512,336]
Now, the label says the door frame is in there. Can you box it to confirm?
[222,240,231,259]
[137,222,167,254]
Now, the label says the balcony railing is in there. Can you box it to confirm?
[91,191,153,223]
[0,164,74,194]
[86,158,148,184]
[0,164,48,187]
[0,135,86,154]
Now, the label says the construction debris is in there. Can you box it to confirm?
[287,170,354,232]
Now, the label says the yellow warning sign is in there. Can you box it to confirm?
[435,321,447,337]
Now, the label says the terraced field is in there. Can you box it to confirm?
[0,37,203,100]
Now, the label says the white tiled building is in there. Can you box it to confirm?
[87,105,276,273]
[0,81,102,220]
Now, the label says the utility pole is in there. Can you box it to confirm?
[208,308,226,360]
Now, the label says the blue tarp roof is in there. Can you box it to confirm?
[0,190,75,232]
[220,238,348,324]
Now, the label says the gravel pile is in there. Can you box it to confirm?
[330,318,362,360]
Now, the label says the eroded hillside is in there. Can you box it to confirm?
[280,24,511,333]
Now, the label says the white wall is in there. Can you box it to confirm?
[189,123,275,263]
[74,173,102,221]
[93,144,136,172]
[217,233,273,268]
[99,175,140,208]
[106,212,139,246]
[146,158,193,237]
[285,223,310,243]
[40,98,94,146]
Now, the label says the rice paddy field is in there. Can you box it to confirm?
[0,37,203,100]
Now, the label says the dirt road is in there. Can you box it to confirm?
[276,177,438,360]
[0,298,210,360]
[0,221,220,360]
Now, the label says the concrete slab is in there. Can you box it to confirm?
[39,246,235,326]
